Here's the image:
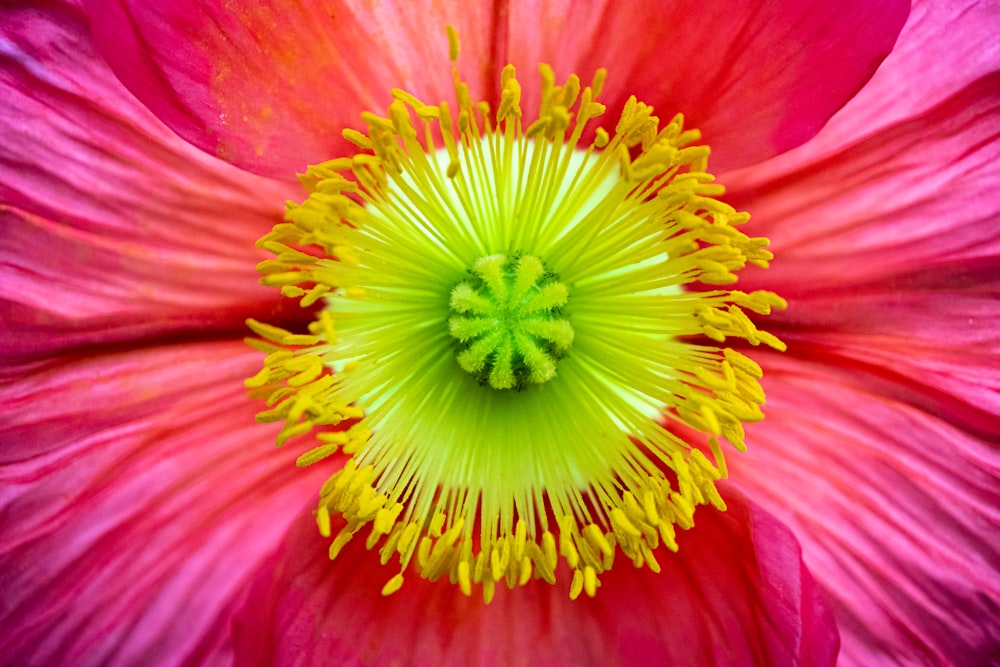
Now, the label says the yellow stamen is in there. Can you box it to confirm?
[245,26,784,601]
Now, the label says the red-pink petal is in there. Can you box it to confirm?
[233,486,838,667]
[83,0,906,178]
[0,340,324,666]
[82,0,498,179]
[0,3,300,358]
[506,0,908,172]
[730,353,1000,667]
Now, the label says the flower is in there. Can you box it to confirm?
[1,2,996,667]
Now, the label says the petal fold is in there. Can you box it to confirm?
[724,0,1000,168]
[507,0,908,171]
[727,71,1000,290]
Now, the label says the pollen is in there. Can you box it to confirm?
[246,27,785,602]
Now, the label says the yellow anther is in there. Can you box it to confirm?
[591,68,607,96]
[640,543,661,573]
[659,520,679,552]
[641,490,661,525]
[246,318,293,343]
[246,30,783,602]
[244,367,272,388]
[594,127,610,148]
[446,24,460,61]
[398,522,420,556]
[316,505,331,538]
[329,529,354,560]
[429,512,447,538]
[583,523,613,557]
[569,569,584,601]
[519,556,533,586]
[275,420,313,446]
[583,566,599,598]
[458,560,472,596]
[542,532,558,571]
[611,508,642,538]
[296,442,340,467]
[490,545,504,583]
[342,128,372,149]
[381,573,405,596]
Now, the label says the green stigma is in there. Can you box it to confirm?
[449,254,574,390]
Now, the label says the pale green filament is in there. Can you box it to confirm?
[449,254,574,390]
[246,44,788,602]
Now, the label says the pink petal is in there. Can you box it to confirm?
[730,353,1000,666]
[725,0,1000,169]
[766,267,1000,440]
[82,0,907,178]
[716,16,1000,650]
[506,0,908,172]
[0,340,326,666]
[0,3,301,358]
[714,0,1000,448]
[725,70,1000,292]
[233,486,837,667]
[82,0,499,179]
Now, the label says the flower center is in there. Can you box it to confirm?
[449,254,573,390]
[245,26,786,603]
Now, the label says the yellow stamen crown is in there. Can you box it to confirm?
[246,28,785,602]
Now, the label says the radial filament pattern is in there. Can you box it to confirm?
[246,27,786,602]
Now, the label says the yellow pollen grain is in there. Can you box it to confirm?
[446,24,460,62]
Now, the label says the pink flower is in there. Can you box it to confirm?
[1,2,996,666]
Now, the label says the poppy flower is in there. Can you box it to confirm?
[1,2,997,667]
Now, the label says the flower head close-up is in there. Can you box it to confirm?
[1,1,998,666]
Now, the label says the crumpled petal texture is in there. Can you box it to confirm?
[0,2,300,362]
[232,487,838,667]
[0,341,326,667]
[729,355,1000,667]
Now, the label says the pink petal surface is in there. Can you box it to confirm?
[0,2,300,360]
[715,8,1000,439]
[714,4,1000,660]
[729,353,1000,667]
[0,340,324,667]
[506,0,908,172]
[233,486,837,667]
[726,70,1000,292]
[82,0,906,178]
[767,265,1000,441]
[713,8,1000,657]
